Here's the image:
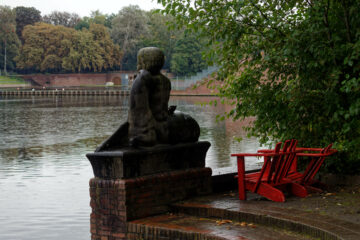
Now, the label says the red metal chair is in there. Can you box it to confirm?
[232,140,307,202]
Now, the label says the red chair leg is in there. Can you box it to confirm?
[290,182,308,198]
[237,157,246,200]
[305,185,323,193]
[254,183,286,202]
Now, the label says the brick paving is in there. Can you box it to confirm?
[129,191,360,240]
[129,213,315,240]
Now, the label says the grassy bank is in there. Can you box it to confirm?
[0,76,26,85]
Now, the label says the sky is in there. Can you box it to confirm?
[1,0,163,17]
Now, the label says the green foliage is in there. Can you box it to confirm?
[42,11,81,28]
[142,11,182,70]
[170,32,207,76]
[110,6,207,73]
[62,29,104,72]
[89,24,122,70]
[14,6,41,41]
[159,0,360,174]
[0,6,20,73]
[1,4,211,76]
[16,23,121,73]
[16,23,74,72]
[111,5,149,70]
[0,75,25,84]
[74,11,113,30]
[74,18,90,30]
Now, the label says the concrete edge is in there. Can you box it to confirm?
[170,203,360,240]
[127,222,226,240]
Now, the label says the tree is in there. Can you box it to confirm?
[43,11,80,28]
[170,31,207,76]
[88,23,122,71]
[74,17,90,30]
[16,22,121,73]
[16,23,75,72]
[111,5,149,70]
[62,29,104,72]
[74,11,114,30]
[15,6,41,41]
[62,23,121,72]
[159,0,360,174]
[0,6,20,74]
[142,11,182,70]
[89,10,106,26]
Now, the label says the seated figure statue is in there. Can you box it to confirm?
[128,47,171,146]
[128,47,200,147]
[96,47,200,151]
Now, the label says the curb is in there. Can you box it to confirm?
[170,202,360,240]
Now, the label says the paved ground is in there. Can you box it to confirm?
[268,183,360,224]
[130,183,360,240]
[131,213,314,240]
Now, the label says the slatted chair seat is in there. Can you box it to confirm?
[232,140,307,202]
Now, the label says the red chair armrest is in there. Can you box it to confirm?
[257,149,274,153]
[231,153,281,157]
[259,147,331,153]
[295,147,324,152]
[296,150,337,157]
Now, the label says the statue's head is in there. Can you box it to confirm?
[137,47,165,74]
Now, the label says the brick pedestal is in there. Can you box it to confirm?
[89,168,212,240]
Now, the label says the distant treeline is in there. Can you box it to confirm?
[0,5,207,75]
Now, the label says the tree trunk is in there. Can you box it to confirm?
[4,38,7,75]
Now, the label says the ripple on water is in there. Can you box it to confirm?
[0,96,261,240]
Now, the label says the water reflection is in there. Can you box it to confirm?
[0,95,260,240]
[170,96,261,169]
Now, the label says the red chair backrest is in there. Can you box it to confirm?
[301,143,333,184]
[270,139,297,184]
[261,140,296,184]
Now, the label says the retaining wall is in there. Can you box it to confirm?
[21,72,136,87]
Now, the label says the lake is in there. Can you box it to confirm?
[0,95,261,240]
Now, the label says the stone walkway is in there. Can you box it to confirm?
[129,188,360,240]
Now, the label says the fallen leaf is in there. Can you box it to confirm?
[216,219,232,225]
[224,192,235,197]
[248,223,256,228]
[325,193,335,196]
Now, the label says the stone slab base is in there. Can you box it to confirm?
[87,141,210,179]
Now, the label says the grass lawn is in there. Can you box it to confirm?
[0,76,27,85]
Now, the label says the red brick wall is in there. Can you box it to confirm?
[89,168,212,240]
[22,72,136,87]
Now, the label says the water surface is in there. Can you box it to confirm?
[0,95,261,240]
